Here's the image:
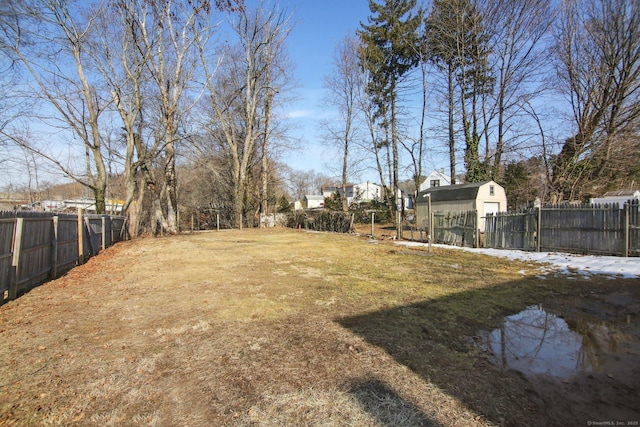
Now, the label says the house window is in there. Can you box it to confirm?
[489,185,495,196]
[431,179,440,188]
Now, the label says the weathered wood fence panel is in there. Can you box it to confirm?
[0,217,14,300]
[433,210,477,247]
[84,215,104,257]
[485,209,538,251]
[16,217,55,292]
[0,211,126,305]
[111,216,126,244]
[484,201,640,256]
[628,201,640,256]
[540,204,624,255]
[56,215,79,275]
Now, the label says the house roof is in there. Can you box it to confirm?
[321,183,355,190]
[305,195,324,201]
[416,181,495,203]
[356,181,381,187]
[396,180,416,192]
[427,169,450,180]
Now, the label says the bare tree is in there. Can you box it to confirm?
[482,0,553,180]
[425,0,468,184]
[257,8,293,225]
[357,85,394,215]
[113,0,214,234]
[551,0,640,201]
[321,35,364,212]
[284,168,331,204]
[404,22,432,202]
[87,0,152,235]
[0,0,110,212]
[200,3,292,228]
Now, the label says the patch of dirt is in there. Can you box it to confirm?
[0,228,638,426]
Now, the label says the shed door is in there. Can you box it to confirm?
[483,202,500,217]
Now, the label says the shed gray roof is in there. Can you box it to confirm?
[602,189,639,197]
[416,181,492,203]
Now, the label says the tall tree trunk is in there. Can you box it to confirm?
[122,132,140,238]
[164,141,178,233]
[414,60,428,198]
[391,86,401,239]
[341,139,349,212]
[447,63,456,185]
[493,82,506,180]
[260,75,274,225]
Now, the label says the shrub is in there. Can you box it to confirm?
[285,210,353,233]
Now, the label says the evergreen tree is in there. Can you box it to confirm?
[277,195,292,213]
[501,161,532,209]
[358,0,422,238]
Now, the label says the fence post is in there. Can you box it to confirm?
[77,208,85,265]
[122,217,128,241]
[429,211,434,246]
[102,216,107,251]
[371,211,375,237]
[9,218,24,300]
[475,210,479,248]
[51,216,59,279]
[536,206,541,252]
[625,202,630,257]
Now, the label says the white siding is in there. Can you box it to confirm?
[416,181,508,234]
[305,195,324,209]
[353,181,381,203]
[483,202,500,216]
[476,182,507,231]
[419,170,452,191]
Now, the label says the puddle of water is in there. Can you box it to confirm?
[480,305,632,379]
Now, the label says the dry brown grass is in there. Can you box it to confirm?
[1,228,638,426]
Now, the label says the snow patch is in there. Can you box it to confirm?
[396,241,640,278]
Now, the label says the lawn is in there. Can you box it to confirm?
[1,228,638,426]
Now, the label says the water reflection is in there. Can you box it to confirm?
[481,305,624,378]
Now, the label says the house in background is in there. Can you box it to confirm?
[304,195,325,209]
[590,190,640,207]
[353,181,382,203]
[419,169,459,192]
[397,180,417,210]
[63,198,124,214]
[320,181,383,205]
[321,183,353,200]
[395,170,459,210]
[415,180,507,232]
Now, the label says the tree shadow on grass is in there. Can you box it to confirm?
[337,278,640,427]
[348,378,443,427]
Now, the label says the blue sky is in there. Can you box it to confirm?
[276,1,374,180]
[1,1,375,189]
[1,0,442,189]
[276,1,451,184]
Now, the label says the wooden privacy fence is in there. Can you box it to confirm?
[432,210,478,247]
[484,201,640,256]
[0,211,126,305]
